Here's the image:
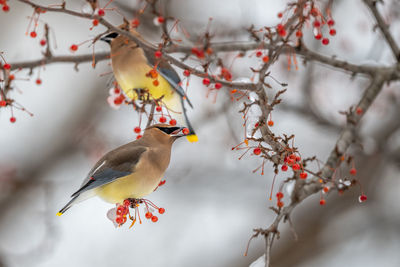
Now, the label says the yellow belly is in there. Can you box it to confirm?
[95,172,162,204]
[114,64,176,103]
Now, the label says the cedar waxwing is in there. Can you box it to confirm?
[57,124,188,215]
[101,30,198,143]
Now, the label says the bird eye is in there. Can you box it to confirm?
[156,126,180,134]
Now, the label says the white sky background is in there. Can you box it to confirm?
[1,0,400,267]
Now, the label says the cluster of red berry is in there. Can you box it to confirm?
[114,199,166,228]
[277,5,337,46]
[107,85,126,109]
[115,202,129,225]
[146,69,160,88]
[0,0,9,12]
[281,153,308,179]
[154,104,179,126]
[276,191,284,208]
[202,78,222,90]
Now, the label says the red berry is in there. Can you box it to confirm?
[323,187,329,193]
[113,87,121,94]
[30,31,37,38]
[319,199,326,205]
[159,116,167,123]
[356,107,363,115]
[253,147,262,155]
[315,33,322,40]
[292,163,300,171]
[311,8,318,17]
[40,39,46,46]
[0,100,6,107]
[70,44,78,52]
[9,74,15,81]
[254,122,259,128]
[202,78,210,86]
[116,206,125,215]
[349,168,357,175]
[256,51,263,57]
[296,30,303,37]
[183,69,190,77]
[115,216,123,224]
[114,96,123,105]
[267,120,274,126]
[313,20,321,28]
[10,117,16,123]
[136,135,142,139]
[154,50,162,58]
[157,16,165,23]
[97,8,105,16]
[158,208,165,214]
[123,199,131,207]
[276,192,284,199]
[277,201,284,208]
[262,56,269,63]
[145,212,152,219]
[36,78,42,85]
[329,29,336,36]
[2,5,10,12]
[134,126,141,133]
[191,47,205,59]
[281,165,288,171]
[327,19,335,26]
[156,106,162,112]
[295,156,301,162]
[322,38,329,45]
[148,69,158,78]
[278,28,286,37]
[277,12,283,18]
[359,194,367,202]
[299,172,308,179]
[151,215,158,222]
[131,18,140,28]
[153,80,159,86]
[221,68,232,81]
[92,19,99,26]
[3,63,10,70]
[182,128,189,135]
[215,83,222,89]
[169,119,177,126]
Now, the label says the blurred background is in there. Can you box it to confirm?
[1,0,400,266]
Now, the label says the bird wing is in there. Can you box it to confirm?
[71,146,148,197]
[144,49,193,108]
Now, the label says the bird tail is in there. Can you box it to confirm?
[180,97,198,142]
[57,195,79,216]
[57,190,96,216]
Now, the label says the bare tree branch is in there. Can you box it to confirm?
[363,0,400,61]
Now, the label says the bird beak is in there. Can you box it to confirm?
[171,127,189,138]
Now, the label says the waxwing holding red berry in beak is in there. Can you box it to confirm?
[57,124,189,216]
[100,26,198,143]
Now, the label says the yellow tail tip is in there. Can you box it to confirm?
[186,134,198,143]
[56,212,63,216]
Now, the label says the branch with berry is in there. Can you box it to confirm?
[2,0,400,265]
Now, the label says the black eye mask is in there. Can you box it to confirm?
[156,126,180,135]
[100,32,119,43]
